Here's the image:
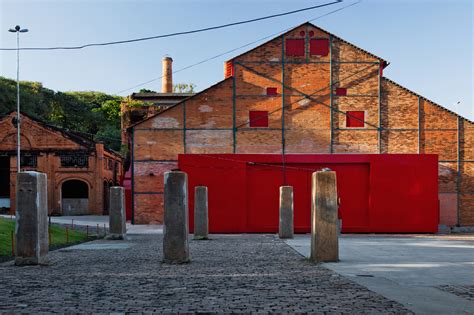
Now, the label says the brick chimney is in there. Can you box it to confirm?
[162,56,173,93]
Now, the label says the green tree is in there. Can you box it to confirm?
[173,83,196,93]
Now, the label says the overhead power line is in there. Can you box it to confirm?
[114,0,360,95]
[0,1,341,51]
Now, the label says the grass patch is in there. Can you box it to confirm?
[0,217,88,257]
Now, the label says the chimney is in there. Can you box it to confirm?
[162,56,173,93]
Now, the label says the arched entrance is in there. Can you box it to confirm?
[61,179,89,215]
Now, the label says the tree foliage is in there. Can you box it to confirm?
[173,83,196,93]
[0,76,123,151]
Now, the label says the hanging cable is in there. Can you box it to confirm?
[0,1,342,51]
[114,1,360,95]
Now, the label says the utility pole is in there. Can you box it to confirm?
[8,25,28,172]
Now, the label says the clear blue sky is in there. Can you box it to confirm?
[0,0,472,120]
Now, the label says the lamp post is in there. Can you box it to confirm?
[8,25,28,172]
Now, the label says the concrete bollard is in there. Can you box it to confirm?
[15,172,49,266]
[194,186,209,240]
[310,170,339,263]
[107,187,127,240]
[279,186,294,239]
[163,171,189,264]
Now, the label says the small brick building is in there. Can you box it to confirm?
[128,22,473,228]
[0,111,123,215]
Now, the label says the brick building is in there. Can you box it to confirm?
[0,111,123,215]
[128,22,473,228]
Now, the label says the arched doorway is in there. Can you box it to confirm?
[61,179,89,215]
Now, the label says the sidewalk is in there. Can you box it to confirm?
[285,234,474,315]
[0,214,163,234]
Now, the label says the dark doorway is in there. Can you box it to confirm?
[61,179,89,215]
[103,180,109,215]
[0,156,10,212]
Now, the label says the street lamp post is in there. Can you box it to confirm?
[8,25,28,172]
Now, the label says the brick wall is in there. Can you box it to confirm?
[132,23,473,226]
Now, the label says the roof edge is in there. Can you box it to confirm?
[227,21,388,66]
[129,77,233,130]
[383,77,473,124]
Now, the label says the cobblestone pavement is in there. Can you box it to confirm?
[0,234,411,313]
[438,285,474,301]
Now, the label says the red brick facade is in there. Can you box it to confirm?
[0,111,123,215]
[130,23,473,227]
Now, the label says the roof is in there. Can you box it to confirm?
[383,77,473,124]
[131,22,472,129]
[227,21,388,67]
[131,93,195,98]
[129,77,232,130]
[0,110,123,158]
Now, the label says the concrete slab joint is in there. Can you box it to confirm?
[279,186,294,239]
[106,186,127,240]
[15,171,49,266]
[163,171,190,264]
[310,170,339,263]
[194,186,209,240]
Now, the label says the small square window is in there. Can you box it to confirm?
[310,39,329,56]
[346,111,365,128]
[266,87,278,96]
[249,111,268,128]
[285,39,305,56]
[335,88,347,96]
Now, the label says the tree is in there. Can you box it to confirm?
[173,83,196,93]
[138,88,156,93]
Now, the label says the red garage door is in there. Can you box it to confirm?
[180,154,439,233]
[246,163,369,233]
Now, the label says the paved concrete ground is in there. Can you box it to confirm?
[0,214,163,234]
[285,234,474,315]
[0,234,409,313]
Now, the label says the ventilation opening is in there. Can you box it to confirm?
[346,111,365,128]
[249,111,269,128]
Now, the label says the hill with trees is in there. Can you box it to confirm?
[0,76,123,152]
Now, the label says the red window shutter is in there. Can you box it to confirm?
[335,88,347,96]
[249,111,269,127]
[346,111,365,128]
[266,87,278,96]
[310,39,329,56]
[224,61,234,78]
[285,39,305,56]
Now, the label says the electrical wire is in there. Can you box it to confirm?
[114,1,360,95]
[0,1,341,51]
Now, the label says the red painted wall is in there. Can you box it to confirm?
[178,154,439,233]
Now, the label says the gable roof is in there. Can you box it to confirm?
[227,21,388,67]
[131,22,389,129]
[383,77,473,124]
[0,110,123,157]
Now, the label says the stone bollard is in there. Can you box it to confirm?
[106,187,127,240]
[163,171,189,264]
[194,186,209,240]
[279,186,294,239]
[15,172,49,266]
[310,170,339,263]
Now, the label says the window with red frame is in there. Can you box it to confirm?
[249,111,269,127]
[335,88,347,96]
[346,111,365,128]
[310,39,329,56]
[266,87,278,96]
[285,39,305,56]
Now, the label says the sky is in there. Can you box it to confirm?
[0,0,472,120]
